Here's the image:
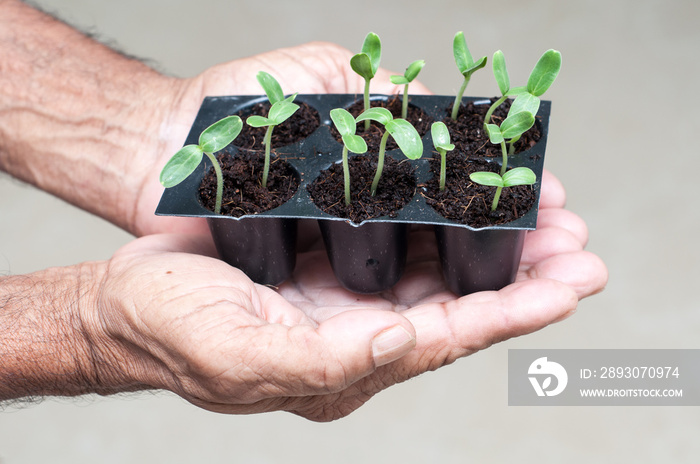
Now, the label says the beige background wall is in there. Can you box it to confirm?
[1,0,698,462]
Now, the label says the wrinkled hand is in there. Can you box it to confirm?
[135,42,426,236]
[91,170,607,422]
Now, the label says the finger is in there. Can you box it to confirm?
[521,226,583,266]
[264,42,434,95]
[536,208,589,247]
[267,42,361,94]
[395,278,579,374]
[523,250,608,299]
[539,169,566,209]
[196,42,349,96]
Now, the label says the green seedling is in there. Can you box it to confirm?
[159,115,243,215]
[350,32,382,131]
[330,108,368,205]
[390,59,425,119]
[355,107,423,196]
[256,70,298,105]
[469,166,536,211]
[450,31,487,120]
[485,110,535,176]
[510,49,561,117]
[484,49,561,145]
[483,50,514,131]
[247,71,300,188]
[430,121,455,192]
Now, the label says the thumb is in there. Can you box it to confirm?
[318,308,417,369]
[270,309,416,397]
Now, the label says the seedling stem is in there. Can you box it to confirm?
[430,121,455,192]
[159,115,243,215]
[450,32,487,120]
[330,108,368,205]
[390,60,426,119]
[247,71,300,189]
[350,33,382,131]
[262,125,274,187]
[355,107,422,197]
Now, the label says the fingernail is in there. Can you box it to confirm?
[372,325,416,367]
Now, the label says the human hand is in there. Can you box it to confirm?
[133,42,430,237]
[89,169,606,421]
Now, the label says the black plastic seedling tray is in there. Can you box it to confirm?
[156,94,550,294]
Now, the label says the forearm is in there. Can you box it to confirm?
[0,0,185,233]
[0,261,133,400]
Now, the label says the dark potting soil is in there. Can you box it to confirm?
[233,101,320,150]
[307,154,417,224]
[331,95,434,153]
[199,151,299,217]
[445,98,542,157]
[422,152,536,228]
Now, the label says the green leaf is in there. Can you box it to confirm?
[283,93,298,103]
[385,119,422,160]
[350,53,375,80]
[469,171,504,187]
[493,50,510,96]
[159,144,204,188]
[341,134,368,154]
[462,56,487,78]
[256,71,284,105]
[431,121,454,151]
[527,49,562,97]
[267,100,299,125]
[390,75,410,85]
[355,107,393,126]
[486,124,504,144]
[453,31,474,73]
[500,111,535,140]
[404,59,425,82]
[502,167,536,187]
[198,115,243,153]
[330,108,357,136]
[246,115,273,128]
[510,92,540,116]
[361,32,382,74]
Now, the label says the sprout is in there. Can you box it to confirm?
[330,108,368,205]
[350,32,382,131]
[450,31,487,120]
[159,115,243,215]
[484,49,561,136]
[469,167,536,211]
[485,111,535,176]
[430,121,455,192]
[355,107,423,196]
[390,59,426,119]
[246,71,300,188]
[256,70,297,105]
[483,50,513,131]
